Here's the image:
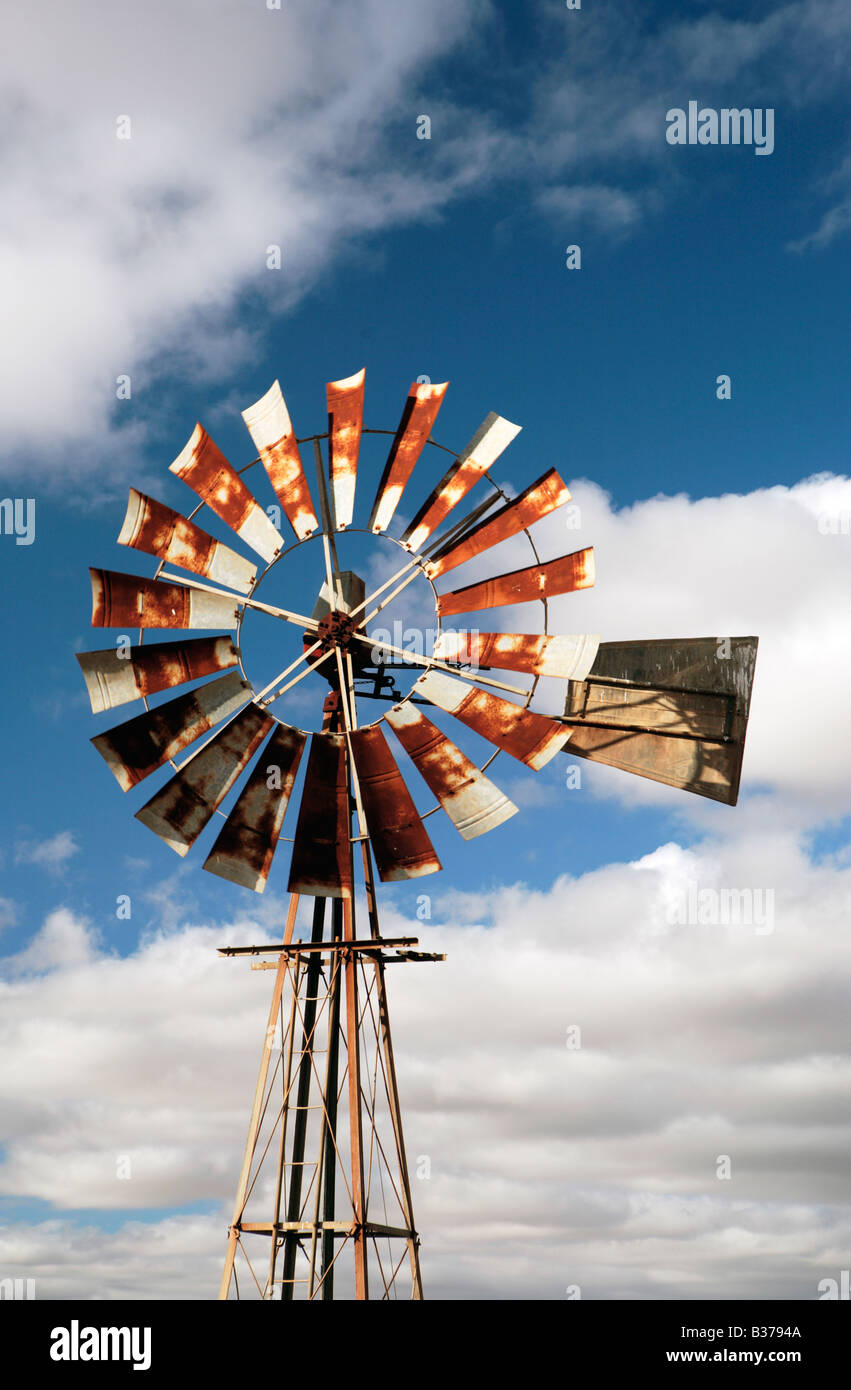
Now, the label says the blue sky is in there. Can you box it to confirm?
[1,0,850,1300]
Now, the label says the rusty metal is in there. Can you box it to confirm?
[204,723,307,891]
[425,468,571,579]
[91,671,250,791]
[76,636,238,714]
[401,412,521,551]
[412,669,571,769]
[287,733,353,898]
[434,631,600,680]
[136,703,272,855]
[349,726,442,881]
[170,423,284,562]
[327,369,365,530]
[384,702,518,839]
[89,568,239,631]
[436,548,595,618]
[561,636,759,805]
[118,489,256,594]
[368,381,448,533]
[242,381,319,540]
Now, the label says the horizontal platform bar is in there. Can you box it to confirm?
[235,1221,416,1240]
[218,937,418,957]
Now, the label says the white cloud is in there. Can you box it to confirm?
[5,0,851,474]
[0,0,488,467]
[13,830,79,872]
[0,816,849,1298]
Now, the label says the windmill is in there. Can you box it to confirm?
[77,369,757,1300]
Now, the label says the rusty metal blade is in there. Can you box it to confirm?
[203,723,307,891]
[242,381,319,540]
[76,636,238,714]
[412,669,570,769]
[89,569,239,630]
[136,704,272,856]
[562,636,759,806]
[436,549,595,618]
[169,423,284,562]
[118,489,256,594]
[327,368,365,530]
[287,733,352,898]
[384,703,517,840]
[425,469,571,579]
[91,671,250,791]
[434,631,600,680]
[401,413,521,551]
[349,725,442,880]
[368,381,448,533]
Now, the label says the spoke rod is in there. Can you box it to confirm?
[350,631,529,697]
[253,639,325,705]
[159,569,319,632]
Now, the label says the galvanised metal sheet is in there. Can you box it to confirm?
[287,733,353,898]
[368,381,448,533]
[384,702,518,840]
[434,631,600,680]
[349,725,442,880]
[136,704,272,856]
[326,368,365,530]
[203,722,307,892]
[412,669,571,769]
[169,423,284,562]
[118,489,256,594]
[401,412,521,552]
[76,636,238,714]
[242,381,318,541]
[436,548,595,618]
[89,568,240,630]
[425,469,571,579]
[561,636,759,806]
[90,671,250,791]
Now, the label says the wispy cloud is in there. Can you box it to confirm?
[14,830,79,872]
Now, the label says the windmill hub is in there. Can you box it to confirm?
[315,610,359,654]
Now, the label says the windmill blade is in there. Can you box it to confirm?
[349,726,442,881]
[242,381,319,541]
[203,723,307,891]
[89,569,240,630]
[434,631,600,680]
[425,469,571,579]
[118,489,256,594]
[400,413,521,552]
[368,380,448,533]
[91,671,250,791]
[136,704,273,856]
[384,703,518,840]
[561,636,759,806]
[169,423,284,562]
[436,549,595,618]
[327,368,365,530]
[287,733,352,898]
[412,669,570,769]
[76,636,238,714]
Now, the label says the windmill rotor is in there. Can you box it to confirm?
[79,371,609,892]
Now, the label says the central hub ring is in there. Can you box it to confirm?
[316,610,358,655]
